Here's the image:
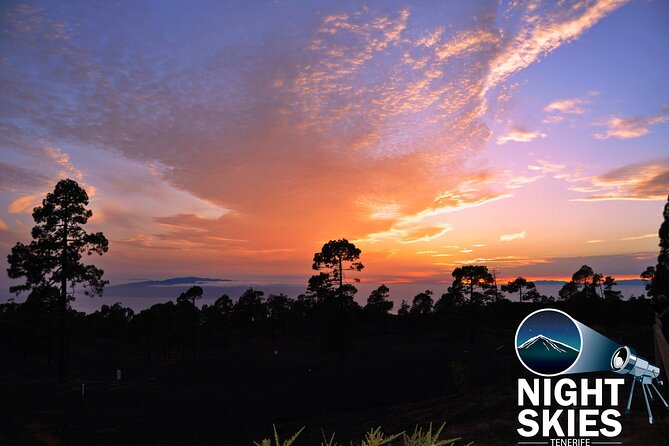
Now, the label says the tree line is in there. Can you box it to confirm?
[3,180,669,381]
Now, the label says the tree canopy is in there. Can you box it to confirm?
[311,238,364,298]
[572,265,595,287]
[7,179,109,298]
[501,276,539,302]
[451,265,494,305]
[647,195,669,301]
[365,284,393,315]
[7,179,108,381]
[410,290,434,315]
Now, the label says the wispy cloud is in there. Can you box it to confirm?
[8,194,43,214]
[571,159,669,201]
[500,230,526,242]
[542,115,566,124]
[543,94,597,124]
[595,104,669,139]
[3,142,99,215]
[525,159,591,185]
[485,0,629,91]
[545,98,587,115]
[497,128,546,144]
[44,146,85,183]
[621,233,656,241]
[0,161,48,192]
[494,252,656,281]
[433,29,500,61]
[357,224,453,245]
[527,159,567,175]
[354,173,515,244]
[443,255,548,268]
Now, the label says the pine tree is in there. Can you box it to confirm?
[650,195,669,300]
[7,179,108,381]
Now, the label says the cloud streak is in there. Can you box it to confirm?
[571,159,669,201]
[621,233,656,241]
[497,128,546,144]
[0,161,48,192]
[542,93,598,124]
[594,104,669,139]
[545,98,587,115]
[485,0,629,91]
[500,231,526,242]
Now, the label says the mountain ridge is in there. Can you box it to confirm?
[120,277,232,287]
[517,333,580,374]
[518,334,579,353]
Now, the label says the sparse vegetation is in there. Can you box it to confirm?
[255,424,470,446]
[254,425,305,446]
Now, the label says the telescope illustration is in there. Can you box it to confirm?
[516,309,669,425]
[611,346,669,424]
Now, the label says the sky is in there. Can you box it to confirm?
[1,0,668,305]
[516,310,581,349]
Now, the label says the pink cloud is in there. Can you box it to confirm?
[570,159,669,201]
[486,0,629,90]
[497,129,547,144]
[594,104,669,139]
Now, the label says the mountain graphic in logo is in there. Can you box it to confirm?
[517,334,579,375]
[515,309,582,376]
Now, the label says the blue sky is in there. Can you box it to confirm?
[517,310,581,350]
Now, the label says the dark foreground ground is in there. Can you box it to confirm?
[1,304,669,445]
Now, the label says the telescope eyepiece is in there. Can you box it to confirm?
[611,346,660,381]
[611,346,638,375]
[612,346,630,371]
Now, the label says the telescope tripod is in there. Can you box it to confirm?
[625,375,669,424]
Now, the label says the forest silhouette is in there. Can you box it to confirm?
[2,180,669,445]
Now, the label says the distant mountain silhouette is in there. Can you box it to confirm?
[533,279,646,286]
[125,277,232,286]
[517,334,579,374]
[102,278,306,302]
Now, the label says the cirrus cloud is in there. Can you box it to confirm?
[500,230,526,242]
[544,98,587,115]
[570,159,669,201]
[594,104,669,139]
[497,128,547,144]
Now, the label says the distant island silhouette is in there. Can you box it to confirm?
[125,277,233,286]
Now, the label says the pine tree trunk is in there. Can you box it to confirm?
[338,257,343,302]
[58,220,67,383]
[167,308,171,359]
[192,297,197,357]
[47,313,53,364]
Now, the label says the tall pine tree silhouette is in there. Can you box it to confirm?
[7,179,108,381]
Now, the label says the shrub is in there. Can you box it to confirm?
[254,423,472,446]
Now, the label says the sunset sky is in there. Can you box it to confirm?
[1,0,668,302]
